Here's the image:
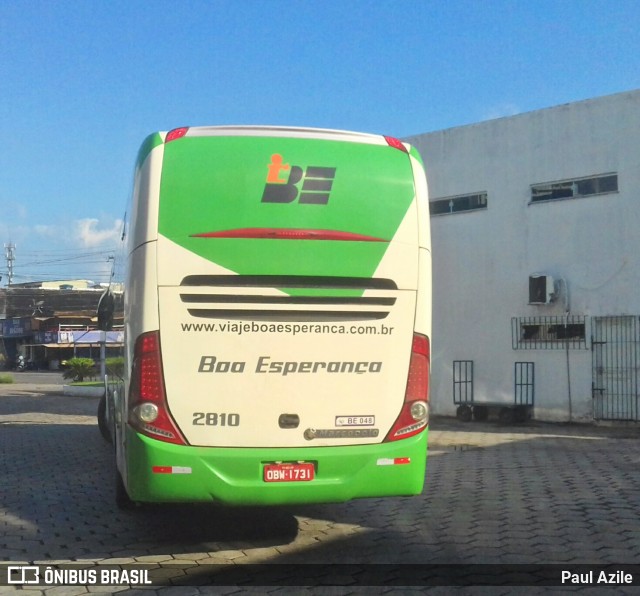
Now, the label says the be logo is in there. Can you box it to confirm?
[262,154,336,205]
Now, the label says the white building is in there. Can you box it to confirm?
[407,89,640,423]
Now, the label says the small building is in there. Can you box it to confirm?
[0,285,123,369]
[407,89,640,423]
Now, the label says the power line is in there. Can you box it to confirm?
[1,243,125,286]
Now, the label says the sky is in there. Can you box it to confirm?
[1,0,639,285]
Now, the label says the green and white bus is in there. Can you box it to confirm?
[112,125,431,508]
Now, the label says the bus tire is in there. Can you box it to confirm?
[456,405,472,422]
[115,469,136,511]
[97,394,112,443]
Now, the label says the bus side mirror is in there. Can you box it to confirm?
[97,289,115,331]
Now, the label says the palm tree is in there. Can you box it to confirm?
[62,358,96,382]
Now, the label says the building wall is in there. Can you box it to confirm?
[407,90,640,422]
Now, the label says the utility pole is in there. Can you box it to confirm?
[4,243,15,286]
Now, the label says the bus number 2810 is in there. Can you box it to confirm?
[192,412,240,426]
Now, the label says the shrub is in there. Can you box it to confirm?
[0,373,14,384]
[105,357,125,379]
[62,358,96,382]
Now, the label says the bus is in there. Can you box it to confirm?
[109,125,431,508]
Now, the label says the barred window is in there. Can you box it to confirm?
[512,316,587,349]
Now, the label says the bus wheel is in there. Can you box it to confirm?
[473,406,489,421]
[456,405,472,422]
[115,469,136,511]
[97,394,112,443]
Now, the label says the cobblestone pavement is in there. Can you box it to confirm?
[0,383,639,595]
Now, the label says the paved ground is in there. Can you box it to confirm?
[0,380,639,594]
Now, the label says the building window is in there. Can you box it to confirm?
[430,192,487,216]
[530,173,618,203]
[512,315,587,349]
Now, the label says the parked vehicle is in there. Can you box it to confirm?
[14,355,25,372]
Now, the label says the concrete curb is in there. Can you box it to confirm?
[62,385,105,398]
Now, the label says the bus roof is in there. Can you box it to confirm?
[163,125,393,145]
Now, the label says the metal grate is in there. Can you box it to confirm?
[453,360,474,404]
[512,315,587,350]
[592,316,639,421]
[514,362,535,406]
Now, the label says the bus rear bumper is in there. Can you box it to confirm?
[124,428,428,505]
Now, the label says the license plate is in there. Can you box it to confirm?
[263,462,315,483]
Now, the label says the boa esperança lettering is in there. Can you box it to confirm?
[198,355,382,376]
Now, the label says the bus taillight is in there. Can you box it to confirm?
[384,333,430,442]
[128,331,187,445]
[165,127,189,143]
[384,136,409,153]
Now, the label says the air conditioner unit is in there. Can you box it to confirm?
[529,275,555,305]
